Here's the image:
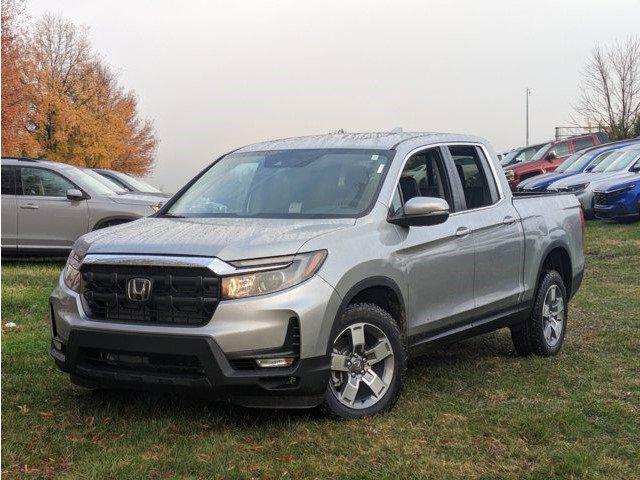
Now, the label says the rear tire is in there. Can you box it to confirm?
[511,270,567,357]
[320,303,407,419]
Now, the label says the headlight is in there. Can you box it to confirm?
[63,251,83,293]
[221,250,327,300]
[605,184,635,194]
[505,170,515,181]
[566,182,590,192]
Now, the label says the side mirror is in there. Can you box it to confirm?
[388,197,450,227]
[631,164,640,173]
[546,150,558,161]
[66,188,85,201]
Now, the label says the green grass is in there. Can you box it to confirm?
[2,222,639,479]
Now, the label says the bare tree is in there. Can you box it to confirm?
[575,37,640,140]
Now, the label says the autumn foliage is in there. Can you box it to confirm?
[1,5,157,175]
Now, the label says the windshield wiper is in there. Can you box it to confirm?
[158,213,185,218]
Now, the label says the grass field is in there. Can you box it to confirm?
[1,221,639,479]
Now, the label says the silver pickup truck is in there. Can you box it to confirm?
[50,132,585,418]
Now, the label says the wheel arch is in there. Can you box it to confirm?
[335,276,407,337]
[537,243,573,298]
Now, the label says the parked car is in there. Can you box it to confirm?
[593,175,640,222]
[547,146,640,217]
[504,133,608,191]
[93,168,169,197]
[1,157,164,256]
[50,132,585,418]
[499,142,548,168]
[517,138,640,191]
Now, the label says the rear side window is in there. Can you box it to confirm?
[21,167,74,197]
[1,166,17,195]
[573,137,595,152]
[448,145,497,210]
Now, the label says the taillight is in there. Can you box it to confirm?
[579,208,585,241]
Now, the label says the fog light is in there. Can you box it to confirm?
[255,358,295,368]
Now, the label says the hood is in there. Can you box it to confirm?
[520,171,571,189]
[108,193,165,206]
[594,174,640,192]
[588,171,639,190]
[74,216,355,260]
[550,171,626,188]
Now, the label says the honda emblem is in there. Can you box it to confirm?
[126,277,152,301]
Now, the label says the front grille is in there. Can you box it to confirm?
[593,192,610,205]
[78,347,205,378]
[81,264,220,326]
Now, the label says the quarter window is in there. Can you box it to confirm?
[21,167,74,197]
[449,145,496,210]
[1,166,17,195]
[395,148,452,213]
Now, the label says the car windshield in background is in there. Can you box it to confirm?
[499,150,518,166]
[600,150,640,172]
[83,169,128,193]
[562,150,608,173]
[116,172,162,193]
[72,169,120,195]
[167,149,393,218]
[530,143,552,161]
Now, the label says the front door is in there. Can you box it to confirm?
[391,147,475,338]
[17,166,89,251]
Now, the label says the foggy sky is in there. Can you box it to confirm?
[28,0,640,192]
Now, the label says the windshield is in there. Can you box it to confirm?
[562,150,607,173]
[167,149,393,218]
[600,150,640,172]
[530,143,552,161]
[83,169,128,193]
[112,171,162,193]
[500,144,545,166]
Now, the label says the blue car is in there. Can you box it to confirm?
[593,175,640,222]
[517,138,640,192]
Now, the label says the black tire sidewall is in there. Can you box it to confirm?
[529,270,568,356]
[322,303,407,419]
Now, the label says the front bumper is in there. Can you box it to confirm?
[51,329,330,408]
[594,201,639,220]
[50,271,342,407]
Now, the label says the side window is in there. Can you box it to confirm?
[1,166,17,195]
[396,148,452,212]
[552,141,570,157]
[21,167,74,197]
[449,145,497,210]
[573,137,595,152]
[390,187,402,214]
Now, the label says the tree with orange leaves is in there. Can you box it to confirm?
[1,0,31,156]
[10,12,158,175]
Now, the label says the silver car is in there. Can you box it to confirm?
[1,157,164,255]
[93,168,169,198]
[547,146,640,217]
[49,132,585,418]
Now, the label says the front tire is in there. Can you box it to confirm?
[511,270,567,356]
[320,303,407,419]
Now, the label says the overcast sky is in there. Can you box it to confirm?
[28,0,640,191]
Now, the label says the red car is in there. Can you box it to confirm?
[504,133,608,191]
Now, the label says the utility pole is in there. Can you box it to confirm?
[525,88,531,146]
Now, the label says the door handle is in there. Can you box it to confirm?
[19,204,39,210]
[455,226,472,237]
[502,216,516,225]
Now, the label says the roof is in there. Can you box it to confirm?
[235,131,488,152]
[1,157,79,171]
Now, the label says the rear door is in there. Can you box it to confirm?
[16,166,89,251]
[391,147,476,337]
[1,165,19,254]
[446,145,524,316]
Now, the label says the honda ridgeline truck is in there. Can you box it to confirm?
[50,132,585,419]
